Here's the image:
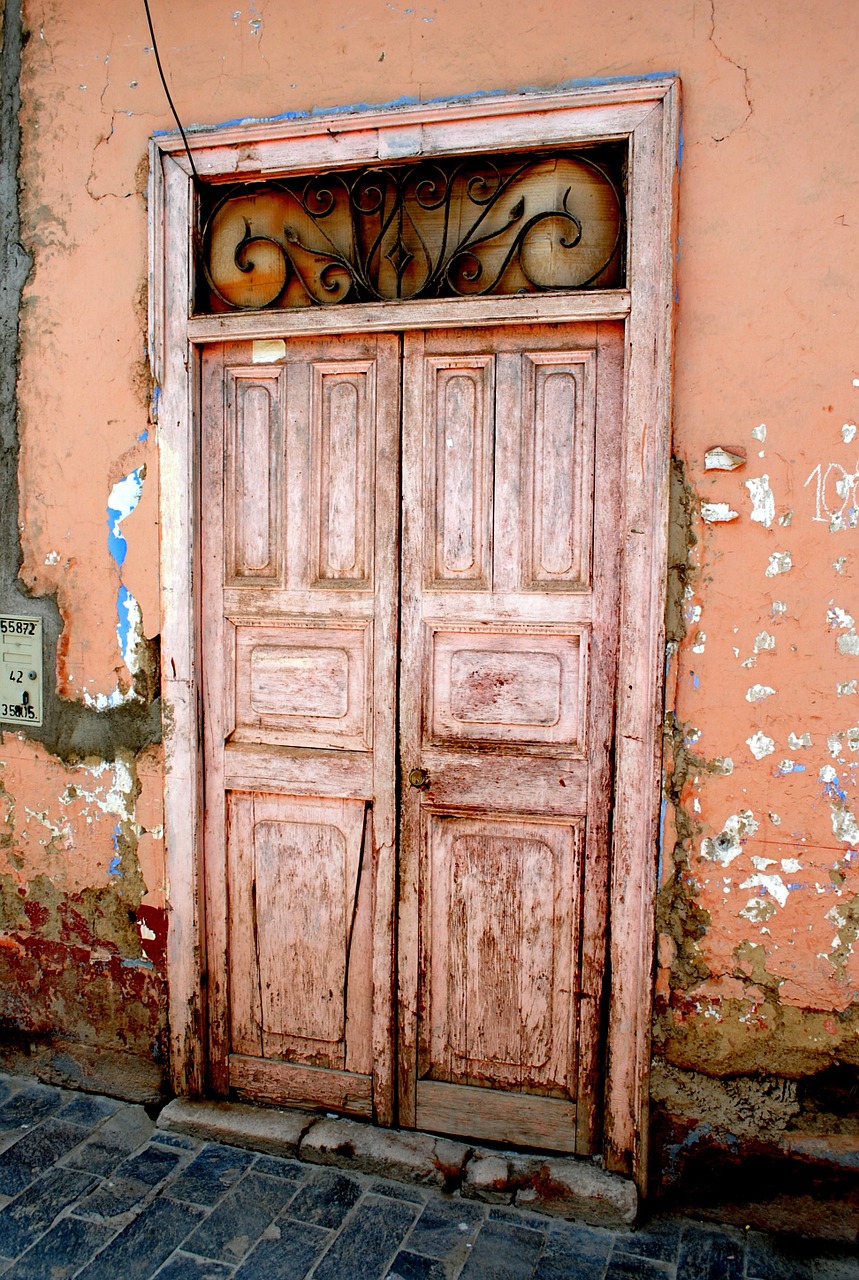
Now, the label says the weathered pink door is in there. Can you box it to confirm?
[201,334,400,1122]
[398,324,623,1153]
[201,322,623,1152]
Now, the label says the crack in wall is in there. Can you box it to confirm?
[0,2,160,764]
[708,0,753,143]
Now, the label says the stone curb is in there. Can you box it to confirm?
[157,1098,638,1229]
[463,1147,638,1227]
[158,1097,314,1158]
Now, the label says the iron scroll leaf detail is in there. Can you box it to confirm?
[200,150,624,312]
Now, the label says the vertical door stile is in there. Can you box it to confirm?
[369,333,401,1126]
[576,323,625,1152]
[397,328,426,1130]
[201,342,230,1093]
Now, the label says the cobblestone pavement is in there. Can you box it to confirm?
[0,1073,856,1279]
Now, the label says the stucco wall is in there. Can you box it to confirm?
[1,0,857,1124]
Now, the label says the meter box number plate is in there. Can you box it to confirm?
[0,616,43,727]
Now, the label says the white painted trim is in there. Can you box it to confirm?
[150,80,679,1190]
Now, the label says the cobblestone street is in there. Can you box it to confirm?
[0,1073,856,1279]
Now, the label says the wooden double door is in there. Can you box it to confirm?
[201,321,624,1154]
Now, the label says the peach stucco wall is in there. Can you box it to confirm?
[2,0,858,1092]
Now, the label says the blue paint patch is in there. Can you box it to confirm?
[116,585,134,661]
[658,797,667,884]
[107,505,128,567]
[691,671,700,689]
[109,825,123,876]
[122,958,155,970]
[137,429,148,442]
[106,468,145,568]
[822,772,848,801]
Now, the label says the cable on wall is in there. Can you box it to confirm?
[142,0,202,187]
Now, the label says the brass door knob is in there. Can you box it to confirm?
[408,767,430,790]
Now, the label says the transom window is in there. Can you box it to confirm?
[198,144,625,312]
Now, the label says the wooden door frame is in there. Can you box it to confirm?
[148,78,679,1190]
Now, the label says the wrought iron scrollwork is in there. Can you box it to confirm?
[200,149,624,312]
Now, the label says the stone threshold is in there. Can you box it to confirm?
[157,1098,638,1230]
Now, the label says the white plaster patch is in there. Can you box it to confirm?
[751,856,777,870]
[781,858,801,872]
[44,551,61,565]
[834,557,847,574]
[700,810,758,866]
[701,502,739,523]
[843,423,857,444]
[746,684,776,703]
[117,590,143,675]
[754,631,775,653]
[766,552,792,577]
[837,631,859,655]
[81,691,140,711]
[82,688,141,710]
[768,812,782,825]
[746,475,775,528]
[692,632,706,653]
[59,759,141,844]
[108,471,144,524]
[828,733,845,759]
[752,423,767,442]
[139,921,157,941]
[828,606,855,630]
[837,681,858,697]
[704,446,745,471]
[252,339,286,363]
[777,510,793,526]
[848,728,859,752]
[747,732,775,760]
[787,732,812,750]
[772,601,788,616]
[740,873,789,908]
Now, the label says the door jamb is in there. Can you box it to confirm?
[149,78,679,1191]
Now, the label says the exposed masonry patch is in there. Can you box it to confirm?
[665,458,697,646]
[0,2,160,763]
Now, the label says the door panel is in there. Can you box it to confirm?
[202,335,399,1119]
[399,323,623,1154]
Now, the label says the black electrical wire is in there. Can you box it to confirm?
[142,0,201,187]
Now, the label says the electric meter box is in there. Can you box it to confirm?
[0,616,43,727]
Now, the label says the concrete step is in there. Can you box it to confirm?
[157,1098,638,1229]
